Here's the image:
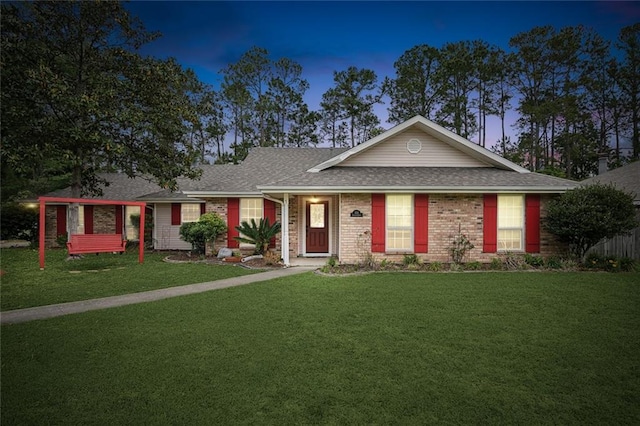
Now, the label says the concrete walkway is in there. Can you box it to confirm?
[0,266,316,325]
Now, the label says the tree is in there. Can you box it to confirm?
[434,41,478,139]
[543,183,638,259]
[179,213,227,255]
[617,24,640,159]
[1,1,204,233]
[324,66,383,147]
[386,44,442,124]
[234,218,281,255]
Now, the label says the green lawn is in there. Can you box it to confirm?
[0,248,261,310]
[2,272,639,424]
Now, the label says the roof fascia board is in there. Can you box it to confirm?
[182,191,263,198]
[259,186,576,194]
[307,115,529,174]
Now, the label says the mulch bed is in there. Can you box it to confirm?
[161,251,282,269]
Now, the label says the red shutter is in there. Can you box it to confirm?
[171,203,181,225]
[227,198,240,248]
[84,205,94,234]
[56,206,67,236]
[264,199,277,248]
[200,203,206,215]
[371,193,385,253]
[414,194,429,253]
[525,194,541,253]
[483,194,497,253]
[115,205,123,235]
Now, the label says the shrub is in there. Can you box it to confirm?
[428,261,442,272]
[326,256,337,268]
[545,257,562,269]
[180,213,227,255]
[585,253,638,272]
[56,233,68,248]
[543,183,638,259]
[234,218,281,255]
[403,254,420,266]
[465,261,482,270]
[1,203,39,242]
[490,257,503,270]
[449,231,474,264]
[524,253,544,268]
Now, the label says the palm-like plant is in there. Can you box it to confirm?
[234,218,281,255]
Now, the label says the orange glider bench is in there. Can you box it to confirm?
[67,234,127,255]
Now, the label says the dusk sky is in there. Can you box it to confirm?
[125,1,640,146]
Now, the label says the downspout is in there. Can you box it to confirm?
[263,194,290,266]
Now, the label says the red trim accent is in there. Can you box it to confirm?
[227,198,240,248]
[84,205,94,234]
[264,199,277,248]
[171,203,181,225]
[414,194,429,253]
[371,194,385,253]
[483,194,498,253]
[200,203,206,215]
[56,206,67,236]
[525,194,541,253]
[115,205,123,234]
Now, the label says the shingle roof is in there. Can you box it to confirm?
[45,173,166,200]
[581,161,640,203]
[258,166,578,192]
[184,147,348,194]
[43,146,579,200]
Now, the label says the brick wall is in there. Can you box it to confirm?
[43,205,118,247]
[93,205,115,234]
[339,194,373,264]
[202,197,283,256]
[337,193,567,264]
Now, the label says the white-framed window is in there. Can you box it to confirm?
[386,194,413,251]
[498,194,524,251]
[239,198,263,247]
[240,198,263,225]
[181,204,201,223]
[125,205,141,240]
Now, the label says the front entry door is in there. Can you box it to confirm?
[306,201,329,253]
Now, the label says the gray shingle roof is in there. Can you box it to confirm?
[45,174,166,200]
[258,166,578,192]
[581,161,640,203]
[43,147,579,200]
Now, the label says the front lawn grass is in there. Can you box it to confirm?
[0,248,261,310]
[2,272,639,424]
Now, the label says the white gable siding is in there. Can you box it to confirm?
[340,129,490,167]
[154,204,192,250]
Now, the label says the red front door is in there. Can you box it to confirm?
[306,201,329,253]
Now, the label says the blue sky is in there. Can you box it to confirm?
[125,1,640,145]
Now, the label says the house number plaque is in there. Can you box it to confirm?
[350,210,364,217]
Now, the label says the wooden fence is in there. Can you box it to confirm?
[587,227,640,260]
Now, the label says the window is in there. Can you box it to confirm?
[498,195,524,251]
[240,198,263,225]
[386,194,413,251]
[239,199,263,247]
[125,206,141,240]
[181,204,200,223]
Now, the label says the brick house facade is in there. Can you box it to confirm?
[43,116,577,264]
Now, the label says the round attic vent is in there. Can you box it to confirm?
[407,138,422,154]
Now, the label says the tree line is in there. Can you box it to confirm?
[214,25,639,181]
[1,1,639,207]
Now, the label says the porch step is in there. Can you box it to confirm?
[289,257,328,267]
